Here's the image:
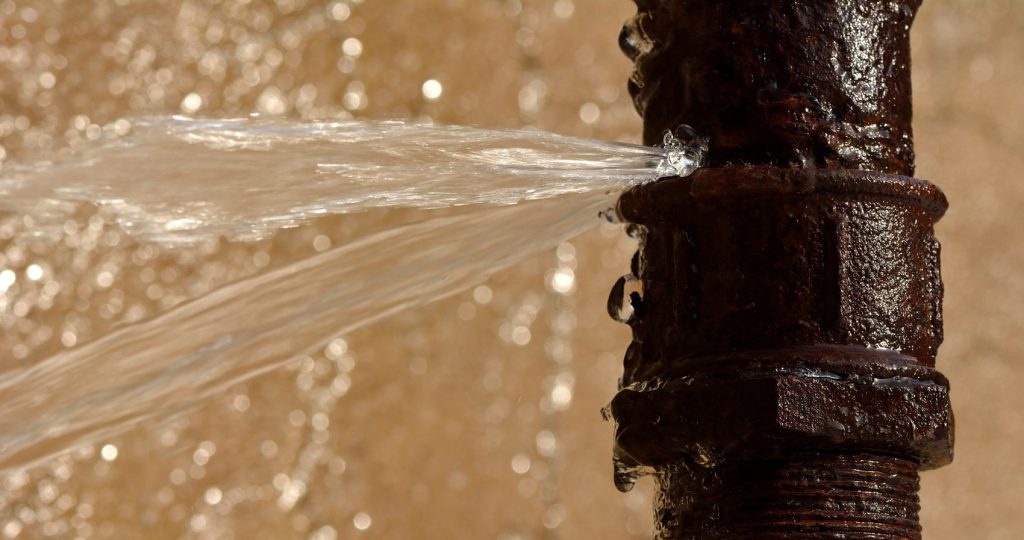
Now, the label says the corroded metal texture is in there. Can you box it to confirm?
[621,0,921,175]
[653,452,923,538]
[611,1,954,538]
[617,169,947,372]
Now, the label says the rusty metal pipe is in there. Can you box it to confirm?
[609,1,953,538]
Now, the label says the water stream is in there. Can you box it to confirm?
[0,117,687,245]
[0,117,703,471]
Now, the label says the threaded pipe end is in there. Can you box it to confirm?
[655,451,922,539]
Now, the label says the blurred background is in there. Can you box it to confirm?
[0,0,1020,538]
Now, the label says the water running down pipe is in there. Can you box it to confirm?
[608,1,953,538]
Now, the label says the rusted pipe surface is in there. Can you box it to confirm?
[622,0,920,174]
[610,1,953,538]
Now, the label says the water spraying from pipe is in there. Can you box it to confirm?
[0,117,700,245]
[0,117,706,471]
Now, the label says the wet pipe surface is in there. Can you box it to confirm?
[610,1,953,538]
[622,0,920,175]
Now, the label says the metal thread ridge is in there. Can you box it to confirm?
[655,452,922,539]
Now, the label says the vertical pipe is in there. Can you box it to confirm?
[609,1,954,538]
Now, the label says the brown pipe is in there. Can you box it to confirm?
[609,1,953,538]
[622,0,920,175]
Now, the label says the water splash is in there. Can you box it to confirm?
[0,117,706,471]
[0,195,613,470]
[0,117,691,245]
[656,126,708,179]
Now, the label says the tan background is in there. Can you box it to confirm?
[0,0,1021,538]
